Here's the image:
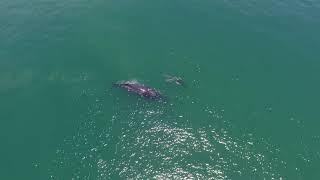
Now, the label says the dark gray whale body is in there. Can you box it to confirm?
[114,80,163,100]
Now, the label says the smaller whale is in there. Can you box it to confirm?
[114,80,163,100]
[163,74,186,87]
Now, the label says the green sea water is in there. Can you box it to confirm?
[1,0,320,179]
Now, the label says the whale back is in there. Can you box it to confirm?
[114,80,163,100]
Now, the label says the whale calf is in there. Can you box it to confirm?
[114,80,163,100]
[163,74,186,87]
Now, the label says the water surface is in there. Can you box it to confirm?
[1,0,320,179]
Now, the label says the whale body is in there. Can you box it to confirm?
[163,74,186,87]
[114,80,163,100]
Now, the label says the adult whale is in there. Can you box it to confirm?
[113,80,163,100]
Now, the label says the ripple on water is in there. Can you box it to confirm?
[49,92,288,179]
[222,0,320,21]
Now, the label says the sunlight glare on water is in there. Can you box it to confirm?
[49,90,288,179]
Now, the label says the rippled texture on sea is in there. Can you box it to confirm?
[1,0,320,179]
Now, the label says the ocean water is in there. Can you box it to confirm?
[1,0,320,179]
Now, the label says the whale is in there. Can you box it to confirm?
[163,74,186,87]
[114,80,163,100]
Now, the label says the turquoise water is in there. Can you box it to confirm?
[1,0,320,179]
